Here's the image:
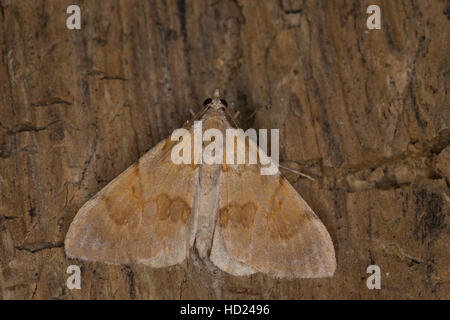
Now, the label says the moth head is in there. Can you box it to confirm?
[203,89,228,110]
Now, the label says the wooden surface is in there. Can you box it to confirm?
[0,0,449,299]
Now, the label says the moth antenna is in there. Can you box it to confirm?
[222,102,240,128]
[278,164,316,181]
[212,89,239,127]
[245,109,257,121]
[233,110,240,119]
[189,109,195,116]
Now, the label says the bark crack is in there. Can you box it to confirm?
[31,98,72,107]
[1,120,60,135]
[15,241,64,253]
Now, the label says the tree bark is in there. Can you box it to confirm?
[0,0,448,299]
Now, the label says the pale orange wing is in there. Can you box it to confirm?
[212,138,336,278]
[65,131,199,267]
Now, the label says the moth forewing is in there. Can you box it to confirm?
[209,117,336,278]
[64,131,199,267]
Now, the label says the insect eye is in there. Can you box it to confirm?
[220,99,228,107]
[203,98,212,106]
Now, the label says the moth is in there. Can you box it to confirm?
[65,90,336,278]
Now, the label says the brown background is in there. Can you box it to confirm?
[0,0,449,299]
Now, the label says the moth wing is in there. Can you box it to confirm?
[65,130,198,267]
[211,133,336,278]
